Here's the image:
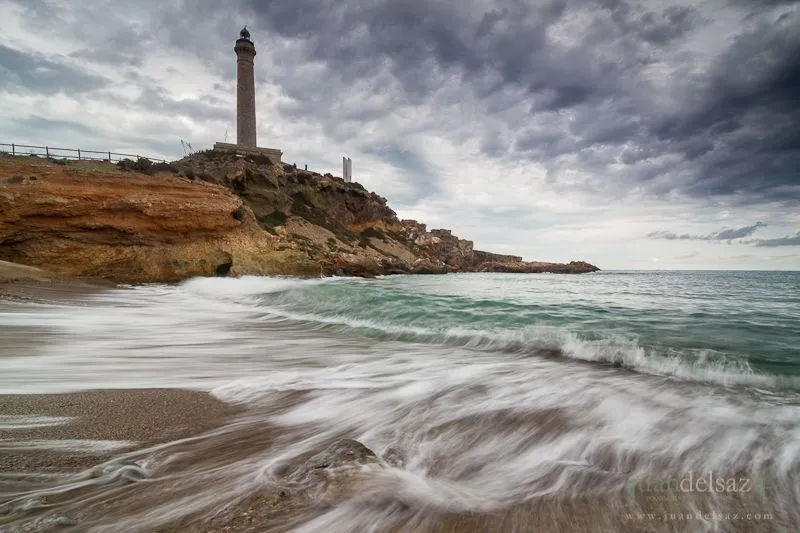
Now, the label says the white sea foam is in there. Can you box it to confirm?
[219,301,792,390]
[0,439,138,453]
[0,415,73,430]
[0,274,793,393]
[178,274,347,301]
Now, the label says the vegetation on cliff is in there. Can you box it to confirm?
[0,151,599,283]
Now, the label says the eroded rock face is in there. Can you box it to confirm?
[0,155,320,283]
[172,151,600,276]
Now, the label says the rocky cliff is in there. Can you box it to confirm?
[172,150,599,277]
[0,151,598,283]
[0,155,319,283]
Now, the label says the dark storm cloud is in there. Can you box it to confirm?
[752,233,800,247]
[118,136,186,159]
[480,129,511,158]
[216,0,798,205]
[732,0,798,8]
[69,26,151,67]
[0,44,109,95]
[648,222,768,241]
[634,5,698,45]
[715,222,769,240]
[3,0,798,211]
[134,86,230,122]
[362,145,442,203]
[6,115,181,158]
[654,11,800,200]
[7,0,58,20]
[11,116,99,137]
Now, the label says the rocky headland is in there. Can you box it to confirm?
[0,151,599,283]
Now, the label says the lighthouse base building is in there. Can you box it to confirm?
[213,141,282,164]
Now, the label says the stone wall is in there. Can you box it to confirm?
[212,143,282,165]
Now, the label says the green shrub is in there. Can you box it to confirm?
[259,210,287,228]
[151,162,178,173]
[117,157,156,174]
[290,193,307,215]
[360,227,385,240]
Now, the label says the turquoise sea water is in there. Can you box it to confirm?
[3,270,797,392]
[243,270,800,388]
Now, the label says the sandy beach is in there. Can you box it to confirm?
[0,276,117,305]
[0,388,251,532]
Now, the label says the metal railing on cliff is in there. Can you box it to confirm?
[0,143,167,164]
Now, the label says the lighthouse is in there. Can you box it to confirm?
[235,27,257,147]
[214,27,283,164]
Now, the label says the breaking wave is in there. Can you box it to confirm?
[175,275,798,390]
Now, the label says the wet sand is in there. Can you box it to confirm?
[0,260,51,283]
[0,277,118,304]
[0,390,788,533]
[0,389,241,474]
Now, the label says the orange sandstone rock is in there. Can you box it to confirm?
[0,155,320,283]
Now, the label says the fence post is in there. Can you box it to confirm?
[45,146,50,158]
[11,144,14,155]
[77,149,81,160]
[108,151,111,161]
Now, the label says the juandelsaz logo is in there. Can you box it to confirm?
[627,471,767,504]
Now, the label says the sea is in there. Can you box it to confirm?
[1,270,799,532]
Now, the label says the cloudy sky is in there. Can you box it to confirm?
[1,0,798,270]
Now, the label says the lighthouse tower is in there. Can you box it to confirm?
[235,27,257,147]
[214,27,282,164]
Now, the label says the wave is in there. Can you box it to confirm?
[280,315,792,389]
[167,276,797,391]
[178,275,352,300]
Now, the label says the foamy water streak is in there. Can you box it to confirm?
[0,416,72,430]
[0,439,137,453]
[0,272,799,532]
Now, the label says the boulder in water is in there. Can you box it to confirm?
[287,439,383,506]
[291,439,380,482]
[307,439,379,470]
